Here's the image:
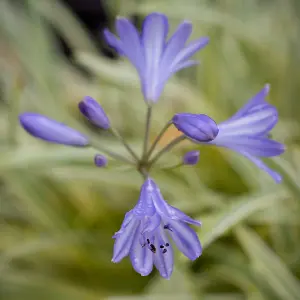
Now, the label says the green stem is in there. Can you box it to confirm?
[142,105,152,160]
[146,121,172,160]
[89,138,134,165]
[109,127,139,162]
[148,135,186,169]
[161,162,184,171]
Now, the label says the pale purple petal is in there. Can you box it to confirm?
[169,60,199,75]
[130,224,154,276]
[153,227,173,279]
[19,113,88,146]
[115,18,144,74]
[142,13,169,101]
[230,84,270,120]
[167,220,202,261]
[170,37,209,69]
[238,151,283,183]
[218,105,278,137]
[160,21,192,71]
[103,29,124,55]
[213,136,285,157]
[112,218,140,263]
[167,206,201,226]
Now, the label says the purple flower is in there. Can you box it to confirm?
[112,178,202,279]
[104,13,209,103]
[94,154,108,167]
[183,150,200,165]
[207,85,285,182]
[172,113,219,142]
[19,113,89,146]
[78,96,110,129]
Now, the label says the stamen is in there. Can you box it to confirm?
[162,249,167,254]
[160,245,164,248]
[165,243,169,247]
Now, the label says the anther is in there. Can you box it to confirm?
[164,225,173,232]
[149,244,156,253]
[162,249,167,254]
[160,245,164,248]
[166,243,169,247]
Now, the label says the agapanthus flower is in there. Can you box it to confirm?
[19,113,89,146]
[112,178,202,279]
[104,13,209,103]
[173,85,285,182]
[183,150,200,165]
[78,96,110,129]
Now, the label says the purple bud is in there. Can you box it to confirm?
[19,113,89,146]
[94,154,108,167]
[183,150,200,165]
[172,113,219,142]
[78,96,110,129]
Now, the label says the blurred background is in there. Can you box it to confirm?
[1,0,300,299]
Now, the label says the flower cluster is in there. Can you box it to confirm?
[19,12,285,279]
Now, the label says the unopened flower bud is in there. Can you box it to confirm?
[172,113,219,142]
[79,96,110,129]
[94,154,108,167]
[183,150,200,165]
[19,113,89,146]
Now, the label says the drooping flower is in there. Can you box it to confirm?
[19,113,89,146]
[104,13,209,103]
[172,113,219,142]
[94,154,108,167]
[173,85,285,182]
[112,178,202,279]
[183,150,200,165]
[78,96,110,129]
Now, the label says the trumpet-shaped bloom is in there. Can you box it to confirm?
[208,85,285,182]
[78,96,110,129]
[19,113,89,146]
[112,178,202,279]
[104,13,209,103]
[173,85,285,182]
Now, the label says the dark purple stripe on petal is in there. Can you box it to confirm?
[19,113,88,146]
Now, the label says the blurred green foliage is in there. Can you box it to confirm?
[1,0,300,299]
